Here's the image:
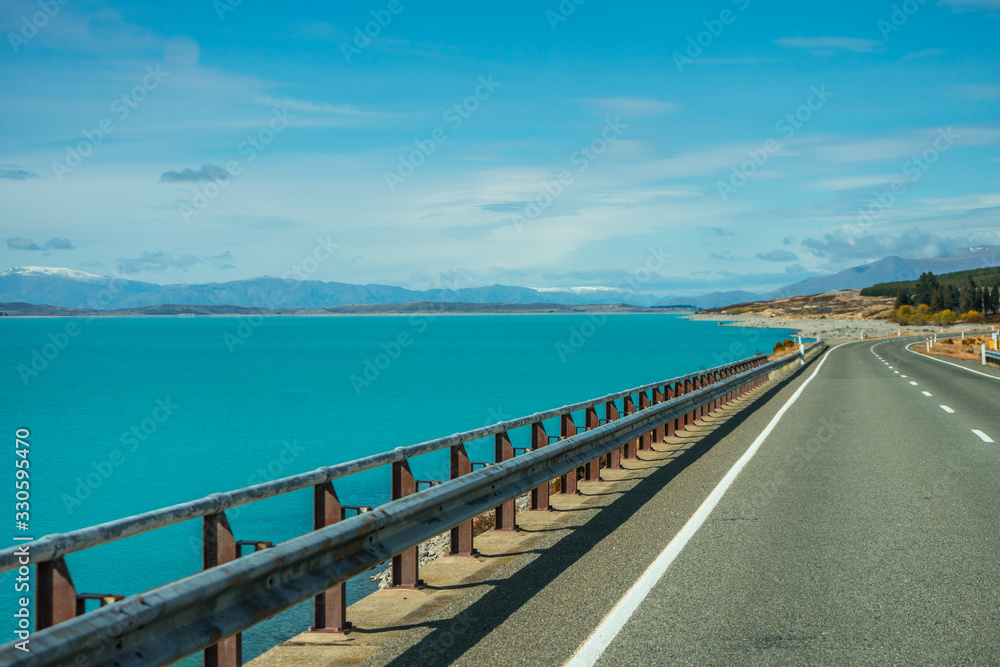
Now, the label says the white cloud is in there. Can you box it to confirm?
[808,175,900,191]
[939,0,1000,11]
[584,97,679,118]
[955,85,1000,100]
[807,125,1000,163]
[757,249,799,262]
[255,96,372,116]
[775,36,883,55]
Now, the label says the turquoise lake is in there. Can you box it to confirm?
[0,314,796,661]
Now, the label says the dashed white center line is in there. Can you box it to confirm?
[922,391,932,397]
[909,381,918,385]
[940,405,955,414]
[972,430,995,443]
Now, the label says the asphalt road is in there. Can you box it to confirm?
[588,338,1000,665]
[371,339,1000,666]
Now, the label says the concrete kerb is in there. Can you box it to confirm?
[248,346,825,666]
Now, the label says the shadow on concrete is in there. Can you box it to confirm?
[376,357,820,667]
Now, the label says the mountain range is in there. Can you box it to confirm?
[662,245,1000,308]
[2,245,999,311]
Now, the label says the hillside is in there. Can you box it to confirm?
[702,290,895,321]
[860,266,1000,297]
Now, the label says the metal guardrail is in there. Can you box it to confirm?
[986,349,1000,366]
[0,342,825,666]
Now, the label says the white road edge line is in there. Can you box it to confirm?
[940,405,955,414]
[972,429,994,443]
[564,345,837,667]
[905,342,1000,382]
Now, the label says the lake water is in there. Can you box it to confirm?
[0,314,795,661]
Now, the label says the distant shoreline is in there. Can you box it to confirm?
[0,301,698,319]
[687,311,949,340]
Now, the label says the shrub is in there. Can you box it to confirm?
[960,310,981,322]
[889,305,915,325]
[937,309,957,326]
[772,339,797,353]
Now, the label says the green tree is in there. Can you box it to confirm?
[946,285,960,311]
[930,288,945,312]
[913,272,938,306]
[894,288,910,308]
[959,286,973,314]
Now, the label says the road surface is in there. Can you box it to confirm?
[369,338,1000,666]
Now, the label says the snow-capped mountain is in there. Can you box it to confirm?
[0,267,662,309]
[0,266,108,283]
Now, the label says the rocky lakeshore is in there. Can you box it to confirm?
[688,312,957,341]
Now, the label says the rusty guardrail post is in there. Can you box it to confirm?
[36,558,76,630]
[605,401,621,469]
[700,374,710,418]
[530,423,550,510]
[495,433,517,531]
[312,482,351,633]
[652,387,666,444]
[622,395,637,459]
[391,459,423,589]
[683,378,694,427]
[664,383,677,437]
[203,511,239,667]
[450,444,479,553]
[709,372,720,412]
[584,407,602,481]
[638,391,652,451]
[559,414,579,494]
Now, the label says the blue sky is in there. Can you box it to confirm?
[1,0,999,296]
